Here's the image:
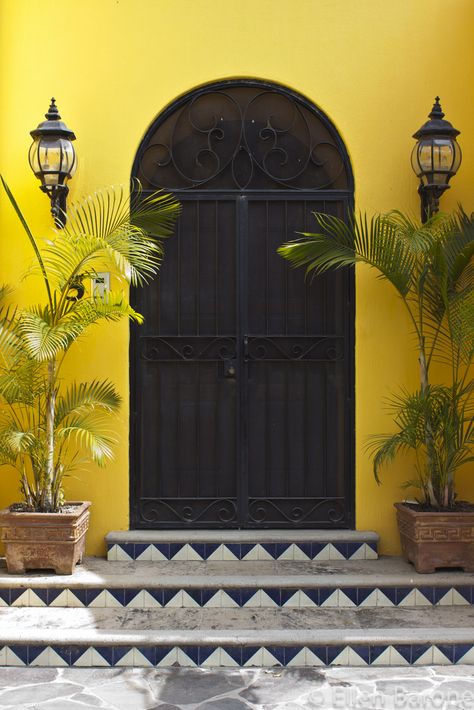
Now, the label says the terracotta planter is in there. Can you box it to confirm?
[395,502,474,573]
[0,501,91,575]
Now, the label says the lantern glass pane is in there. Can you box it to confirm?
[432,139,454,173]
[417,141,434,173]
[28,140,42,174]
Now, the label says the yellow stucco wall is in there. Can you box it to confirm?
[0,0,473,556]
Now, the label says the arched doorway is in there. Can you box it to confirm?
[130,80,354,529]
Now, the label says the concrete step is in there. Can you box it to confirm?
[106,529,379,561]
[0,605,473,667]
[1,556,473,609]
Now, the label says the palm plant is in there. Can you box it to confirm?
[0,178,180,512]
[278,210,474,509]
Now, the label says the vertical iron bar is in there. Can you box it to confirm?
[265,201,269,334]
[177,209,181,336]
[284,201,288,336]
[215,201,218,335]
[238,194,248,525]
[196,201,200,336]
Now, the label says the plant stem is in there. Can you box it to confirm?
[43,359,57,511]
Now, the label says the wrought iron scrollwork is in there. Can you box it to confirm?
[244,336,344,362]
[141,336,237,361]
[248,498,346,525]
[136,84,350,191]
[139,498,238,525]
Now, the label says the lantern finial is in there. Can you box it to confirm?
[429,97,444,120]
[45,98,61,121]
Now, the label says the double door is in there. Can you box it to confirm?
[131,192,354,528]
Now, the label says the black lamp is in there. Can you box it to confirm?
[29,98,77,228]
[411,97,461,223]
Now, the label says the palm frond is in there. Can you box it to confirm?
[56,413,117,466]
[56,380,121,425]
[278,211,415,298]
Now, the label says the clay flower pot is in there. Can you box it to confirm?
[395,502,474,573]
[0,501,91,575]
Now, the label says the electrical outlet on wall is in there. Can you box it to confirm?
[91,272,110,299]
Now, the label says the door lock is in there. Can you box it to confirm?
[223,359,237,378]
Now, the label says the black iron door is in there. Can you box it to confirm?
[131,81,354,528]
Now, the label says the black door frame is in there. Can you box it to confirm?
[129,79,355,529]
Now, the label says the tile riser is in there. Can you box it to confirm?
[107,541,378,562]
[1,586,473,608]
[1,643,473,667]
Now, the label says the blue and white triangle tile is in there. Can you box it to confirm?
[169,543,185,560]
[453,586,472,604]
[275,543,291,559]
[347,542,366,560]
[135,544,153,561]
[357,588,378,607]
[115,544,134,561]
[396,587,417,606]
[67,589,88,607]
[305,647,327,666]
[414,588,433,606]
[433,587,453,605]
[365,542,378,559]
[331,543,348,560]
[107,544,118,561]
[47,589,69,607]
[198,646,220,666]
[221,646,242,667]
[453,644,474,664]
[29,589,49,607]
[27,646,47,666]
[222,544,240,561]
[156,647,178,667]
[6,646,27,666]
[412,645,433,665]
[391,645,412,665]
[292,543,311,561]
[369,645,392,666]
[10,589,29,607]
[134,646,156,667]
[240,544,259,561]
[328,543,346,561]
[376,589,396,607]
[105,589,125,607]
[285,647,308,667]
[432,645,454,665]
[204,544,223,560]
[152,543,170,560]
[143,589,163,608]
[243,647,280,667]
[124,589,145,607]
[312,544,331,561]
[113,646,133,666]
[180,646,200,666]
[189,543,205,560]
[0,589,10,606]
[86,588,106,607]
[338,588,357,607]
[51,646,72,666]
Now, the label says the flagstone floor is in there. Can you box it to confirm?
[0,666,474,709]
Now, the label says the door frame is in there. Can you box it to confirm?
[129,79,355,529]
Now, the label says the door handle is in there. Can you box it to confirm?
[223,359,236,378]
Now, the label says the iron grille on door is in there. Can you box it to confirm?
[131,81,354,528]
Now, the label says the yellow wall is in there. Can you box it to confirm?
[1,0,473,556]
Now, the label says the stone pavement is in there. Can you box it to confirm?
[1,666,474,709]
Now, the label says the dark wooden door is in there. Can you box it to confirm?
[131,81,354,528]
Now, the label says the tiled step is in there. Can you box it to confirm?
[1,557,473,608]
[106,530,379,561]
[0,606,474,667]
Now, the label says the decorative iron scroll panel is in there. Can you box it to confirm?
[131,81,354,528]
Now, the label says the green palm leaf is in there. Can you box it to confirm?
[56,380,121,425]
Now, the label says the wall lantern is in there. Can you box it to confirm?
[411,97,461,223]
[29,98,77,228]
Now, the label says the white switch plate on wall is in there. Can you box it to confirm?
[91,272,110,298]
